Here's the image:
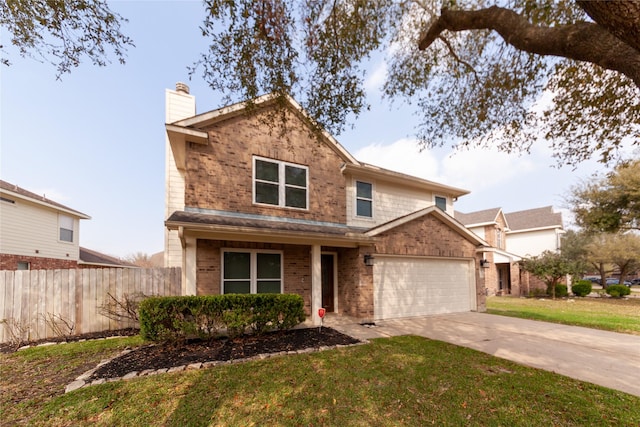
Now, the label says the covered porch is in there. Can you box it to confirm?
[165,209,376,325]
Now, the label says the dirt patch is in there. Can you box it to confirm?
[90,327,360,380]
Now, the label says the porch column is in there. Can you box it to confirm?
[183,236,197,295]
[311,244,322,326]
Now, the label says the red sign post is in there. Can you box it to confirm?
[318,308,326,332]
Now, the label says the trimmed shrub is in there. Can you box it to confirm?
[606,285,630,298]
[546,283,568,298]
[571,280,592,297]
[139,294,306,342]
[554,284,568,298]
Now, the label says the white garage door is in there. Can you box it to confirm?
[373,257,475,320]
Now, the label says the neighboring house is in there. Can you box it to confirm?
[504,206,564,257]
[456,206,565,296]
[164,83,491,324]
[0,180,90,270]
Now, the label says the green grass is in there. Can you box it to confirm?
[4,335,639,426]
[487,296,640,335]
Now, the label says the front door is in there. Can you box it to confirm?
[321,254,335,312]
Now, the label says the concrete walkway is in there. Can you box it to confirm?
[324,312,640,397]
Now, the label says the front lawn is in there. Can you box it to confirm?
[487,296,640,335]
[3,335,639,426]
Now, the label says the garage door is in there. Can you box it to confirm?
[373,257,475,320]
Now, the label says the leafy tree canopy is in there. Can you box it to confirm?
[584,232,640,285]
[569,159,640,233]
[520,250,575,298]
[0,0,133,77]
[2,1,638,165]
[192,0,639,166]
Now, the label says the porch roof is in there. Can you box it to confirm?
[166,210,375,247]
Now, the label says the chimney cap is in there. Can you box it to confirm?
[175,82,190,94]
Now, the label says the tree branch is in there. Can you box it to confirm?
[418,6,640,88]
[577,0,640,53]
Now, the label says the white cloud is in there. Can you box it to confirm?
[354,137,536,195]
[440,147,536,192]
[355,138,441,181]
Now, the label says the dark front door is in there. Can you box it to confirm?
[321,254,335,312]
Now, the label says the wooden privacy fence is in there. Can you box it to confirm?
[0,268,181,344]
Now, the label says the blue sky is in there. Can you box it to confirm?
[0,2,619,258]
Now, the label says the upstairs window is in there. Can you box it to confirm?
[59,215,74,242]
[496,228,503,249]
[222,250,282,294]
[254,157,308,209]
[435,196,447,211]
[356,181,373,217]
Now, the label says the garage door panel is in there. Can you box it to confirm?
[374,257,474,320]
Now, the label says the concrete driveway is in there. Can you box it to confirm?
[326,312,640,397]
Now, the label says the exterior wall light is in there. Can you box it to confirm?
[364,254,375,266]
[480,259,490,268]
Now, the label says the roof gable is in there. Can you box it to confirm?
[366,206,488,246]
[168,93,359,165]
[455,207,502,227]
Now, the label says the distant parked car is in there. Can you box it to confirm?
[583,276,601,285]
[605,278,632,287]
[631,278,640,286]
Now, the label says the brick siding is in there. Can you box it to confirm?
[0,253,78,270]
[184,107,347,224]
[196,240,313,314]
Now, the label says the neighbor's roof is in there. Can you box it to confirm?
[0,180,90,219]
[455,208,502,227]
[505,206,563,232]
[79,247,137,268]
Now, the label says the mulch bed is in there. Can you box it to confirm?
[91,327,359,380]
[2,327,361,381]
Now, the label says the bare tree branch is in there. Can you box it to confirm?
[418,6,640,88]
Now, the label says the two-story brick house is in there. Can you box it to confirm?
[164,84,489,324]
[456,206,565,296]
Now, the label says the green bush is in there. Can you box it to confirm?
[546,283,568,298]
[571,280,593,297]
[606,285,630,298]
[139,294,306,342]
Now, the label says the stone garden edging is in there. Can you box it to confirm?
[65,341,368,393]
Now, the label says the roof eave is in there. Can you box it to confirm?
[341,163,469,197]
[1,188,91,219]
[165,220,376,248]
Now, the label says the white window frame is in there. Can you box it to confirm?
[355,180,374,218]
[59,214,74,243]
[221,249,284,294]
[253,156,309,210]
[435,195,447,211]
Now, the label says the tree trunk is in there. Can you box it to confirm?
[418,6,640,88]
[577,0,640,53]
